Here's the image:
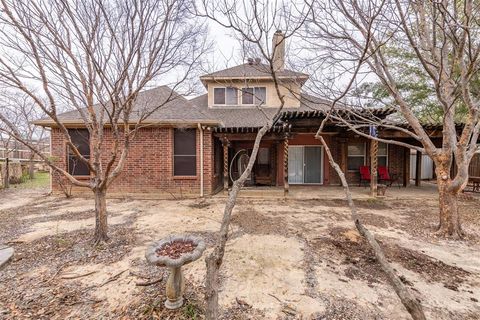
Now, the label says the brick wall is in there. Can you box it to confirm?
[50,127,214,197]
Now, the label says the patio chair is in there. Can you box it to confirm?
[359,166,371,187]
[378,166,400,188]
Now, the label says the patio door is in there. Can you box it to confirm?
[288,146,323,184]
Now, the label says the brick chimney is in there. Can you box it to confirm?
[272,30,285,71]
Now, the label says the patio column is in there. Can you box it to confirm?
[283,134,289,197]
[222,138,230,191]
[370,140,378,196]
[415,150,422,187]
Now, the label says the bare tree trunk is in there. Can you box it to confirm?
[205,126,269,319]
[93,187,109,244]
[436,177,462,238]
[318,136,426,320]
[28,155,35,180]
[4,157,9,189]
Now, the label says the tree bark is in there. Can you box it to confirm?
[28,156,35,180]
[93,187,109,244]
[318,136,426,320]
[205,126,270,320]
[4,157,9,189]
[436,177,462,238]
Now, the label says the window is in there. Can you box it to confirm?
[226,87,238,105]
[378,142,388,167]
[347,142,365,171]
[173,129,196,176]
[214,88,225,105]
[67,129,90,176]
[214,87,239,105]
[255,87,266,105]
[242,87,254,104]
[241,87,266,105]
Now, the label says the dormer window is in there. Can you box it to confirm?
[214,87,239,105]
[241,87,266,105]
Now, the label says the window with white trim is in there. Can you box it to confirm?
[347,142,366,171]
[241,86,266,105]
[214,87,239,105]
[378,142,388,167]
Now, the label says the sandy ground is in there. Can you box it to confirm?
[0,186,479,319]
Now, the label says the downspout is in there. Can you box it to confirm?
[198,123,204,197]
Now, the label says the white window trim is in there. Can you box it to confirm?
[213,87,240,106]
[213,87,226,105]
[347,142,366,172]
[377,143,388,167]
[241,86,266,106]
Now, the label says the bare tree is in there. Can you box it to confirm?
[298,0,480,238]
[0,93,47,180]
[196,0,311,318]
[0,0,208,243]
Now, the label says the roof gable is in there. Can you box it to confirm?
[199,63,309,85]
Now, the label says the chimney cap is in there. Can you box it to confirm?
[275,30,283,34]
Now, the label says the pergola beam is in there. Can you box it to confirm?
[415,150,422,187]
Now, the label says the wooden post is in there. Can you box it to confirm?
[283,135,289,197]
[415,150,422,187]
[222,139,229,192]
[403,147,410,187]
[370,140,378,196]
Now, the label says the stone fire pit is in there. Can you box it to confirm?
[145,234,206,309]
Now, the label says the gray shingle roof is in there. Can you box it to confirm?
[35,86,220,126]
[189,93,332,129]
[199,63,309,81]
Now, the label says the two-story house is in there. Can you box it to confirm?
[36,31,412,197]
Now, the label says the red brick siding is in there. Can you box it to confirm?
[50,127,214,196]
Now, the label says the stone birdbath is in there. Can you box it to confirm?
[145,234,206,309]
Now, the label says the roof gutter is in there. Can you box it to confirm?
[32,119,223,128]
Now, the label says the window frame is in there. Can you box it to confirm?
[66,128,91,177]
[377,142,388,167]
[173,128,197,177]
[213,87,226,105]
[241,86,267,105]
[347,142,366,172]
[213,87,240,106]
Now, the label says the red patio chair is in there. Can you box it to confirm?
[378,166,400,188]
[359,166,371,187]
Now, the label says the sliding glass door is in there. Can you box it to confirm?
[288,146,323,184]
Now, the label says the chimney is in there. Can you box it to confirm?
[272,30,285,71]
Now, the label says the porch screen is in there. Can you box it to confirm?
[173,129,196,176]
[347,142,365,171]
[67,129,90,176]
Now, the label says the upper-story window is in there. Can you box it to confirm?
[241,87,266,105]
[213,87,238,105]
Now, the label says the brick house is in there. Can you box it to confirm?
[35,31,415,197]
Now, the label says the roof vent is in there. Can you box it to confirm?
[247,57,254,65]
[255,57,261,64]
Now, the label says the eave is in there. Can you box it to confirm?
[32,119,223,128]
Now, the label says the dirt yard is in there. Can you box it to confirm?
[0,186,479,319]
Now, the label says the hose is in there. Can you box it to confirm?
[229,149,249,182]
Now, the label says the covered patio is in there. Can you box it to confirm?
[215,181,456,201]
